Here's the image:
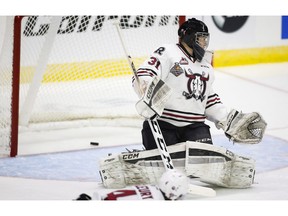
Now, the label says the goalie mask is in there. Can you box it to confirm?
[178,18,210,62]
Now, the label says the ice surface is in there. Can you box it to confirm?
[1,62,288,214]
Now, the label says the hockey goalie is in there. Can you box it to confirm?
[132,17,267,151]
[97,17,267,194]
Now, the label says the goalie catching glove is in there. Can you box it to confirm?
[135,76,172,119]
[217,109,267,144]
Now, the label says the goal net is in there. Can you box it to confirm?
[0,15,181,157]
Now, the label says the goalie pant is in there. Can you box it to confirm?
[76,185,167,200]
[99,141,255,189]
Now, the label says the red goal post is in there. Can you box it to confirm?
[0,15,186,157]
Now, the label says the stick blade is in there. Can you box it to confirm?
[188,184,216,197]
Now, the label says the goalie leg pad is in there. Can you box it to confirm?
[185,141,255,188]
[228,155,255,188]
[99,143,186,188]
[99,142,255,189]
[99,154,161,189]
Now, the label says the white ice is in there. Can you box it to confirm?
[1,62,288,214]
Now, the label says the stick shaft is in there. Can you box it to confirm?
[114,22,174,170]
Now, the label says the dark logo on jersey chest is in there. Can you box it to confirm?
[182,69,209,101]
[170,62,184,77]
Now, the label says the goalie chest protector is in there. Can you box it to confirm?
[136,43,222,127]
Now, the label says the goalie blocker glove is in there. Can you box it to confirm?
[135,76,172,119]
[217,109,267,144]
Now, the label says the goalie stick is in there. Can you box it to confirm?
[114,21,174,170]
[188,184,216,197]
[114,21,216,197]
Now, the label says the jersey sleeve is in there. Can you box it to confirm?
[205,86,230,125]
[132,45,170,97]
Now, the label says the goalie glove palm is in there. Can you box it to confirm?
[219,109,267,144]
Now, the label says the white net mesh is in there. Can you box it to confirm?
[0,15,180,156]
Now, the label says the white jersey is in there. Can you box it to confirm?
[93,185,165,200]
[133,43,229,127]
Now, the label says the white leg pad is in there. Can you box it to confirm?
[99,142,255,189]
[185,141,255,188]
[99,143,186,188]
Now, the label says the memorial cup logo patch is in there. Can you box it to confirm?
[170,62,184,77]
[182,69,209,101]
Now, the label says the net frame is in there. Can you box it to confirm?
[1,15,186,157]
